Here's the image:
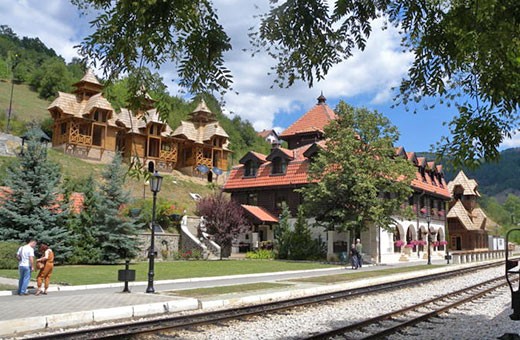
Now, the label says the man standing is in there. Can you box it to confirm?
[355,238,363,268]
[17,239,36,295]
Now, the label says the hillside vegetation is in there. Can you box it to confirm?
[0,25,270,161]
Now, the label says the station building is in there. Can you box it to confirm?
[223,94,451,263]
[48,70,231,179]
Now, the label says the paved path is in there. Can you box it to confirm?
[0,258,483,337]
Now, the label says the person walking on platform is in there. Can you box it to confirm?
[16,239,36,295]
[35,243,54,296]
[350,244,359,270]
[356,239,363,268]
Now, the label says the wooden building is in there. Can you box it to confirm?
[447,171,489,250]
[224,94,452,262]
[48,70,231,177]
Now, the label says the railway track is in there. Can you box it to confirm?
[27,261,509,340]
[304,276,510,339]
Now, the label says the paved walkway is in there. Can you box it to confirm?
[0,259,498,338]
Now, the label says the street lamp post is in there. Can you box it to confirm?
[146,171,163,293]
[427,212,432,265]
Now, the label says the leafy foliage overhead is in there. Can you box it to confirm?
[75,1,519,167]
[73,0,233,100]
[253,0,519,168]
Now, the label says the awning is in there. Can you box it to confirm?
[241,204,279,224]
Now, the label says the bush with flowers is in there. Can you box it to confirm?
[439,240,448,246]
[394,240,405,247]
[172,248,203,260]
[416,240,427,246]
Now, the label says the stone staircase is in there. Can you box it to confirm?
[180,215,221,259]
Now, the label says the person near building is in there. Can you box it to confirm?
[356,239,363,268]
[16,239,36,295]
[35,243,54,296]
[350,243,359,270]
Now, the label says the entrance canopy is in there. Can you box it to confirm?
[241,204,279,224]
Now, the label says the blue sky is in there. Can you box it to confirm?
[1,0,516,153]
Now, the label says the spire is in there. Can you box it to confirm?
[317,92,326,105]
[188,99,216,123]
[72,69,103,96]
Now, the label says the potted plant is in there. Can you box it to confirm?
[394,240,405,247]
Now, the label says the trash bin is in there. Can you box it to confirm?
[118,260,135,293]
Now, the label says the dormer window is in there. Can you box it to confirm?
[271,157,286,174]
[93,110,107,122]
[244,160,258,177]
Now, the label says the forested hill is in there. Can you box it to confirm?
[0,25,270,162]
[418,149,520,201]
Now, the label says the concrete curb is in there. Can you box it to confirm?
[0,297,199,337]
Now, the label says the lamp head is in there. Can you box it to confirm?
[149,171,163,193]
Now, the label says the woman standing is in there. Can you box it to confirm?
[350,243,359,270]
[35,244,54,295]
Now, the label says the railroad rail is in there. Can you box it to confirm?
[305,276,511,339]
[27,260,510,340]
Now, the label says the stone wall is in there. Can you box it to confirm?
[137,232,180,261]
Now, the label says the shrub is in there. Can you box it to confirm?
[245,249,275,260]
[0,241,21,269]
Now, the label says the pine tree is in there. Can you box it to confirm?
[274,203,291,260]
[68,174,103,264]
[96,153,140,263]
[287,206,315,260]
[0,131,71,261]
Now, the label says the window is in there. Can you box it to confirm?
[92,125,104,146]
[247,193,258,205]
[271,157,286,174]
[79,124,90,136]
[60,122,67,135]
[93,110,107,122]
[244,160,258,177]
[148,138,160,157]
[275,194,287,211]
[203,148,212,159]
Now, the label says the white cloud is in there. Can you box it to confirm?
[500,131,520,149]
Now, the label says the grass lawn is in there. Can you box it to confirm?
[290,265,445,284]
[0,260,338,286]
[0,283,16,291]
[170,282,293,297]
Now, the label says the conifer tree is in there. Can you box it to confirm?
[96,153,140,263]
[274,203,291,260]
[68,174,102,264]
[287,206,316,261]
[0,131,71,260]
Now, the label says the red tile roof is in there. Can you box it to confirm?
[241,204,279,223]
[279,102,336,138]
[0,187,85,213]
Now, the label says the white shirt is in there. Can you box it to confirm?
[18,245,34,267]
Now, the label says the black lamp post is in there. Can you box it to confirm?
[146,171,163,293]
[427,212,432,265]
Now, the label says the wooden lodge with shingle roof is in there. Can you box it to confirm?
[48,70,231,177]
[447,171,490,250]
[224,94,452,263]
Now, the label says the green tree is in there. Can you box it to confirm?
[0,130,71,261]
[274,203,291,259]
[76,0,519,167]
[287,206,321,260]
[30,57,73,99]
[96,153,140,263]
[67,175,103,264]
[300,101,415,237]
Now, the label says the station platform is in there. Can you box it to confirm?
[0,259,499,338]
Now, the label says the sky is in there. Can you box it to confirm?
[1,0,517,153]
